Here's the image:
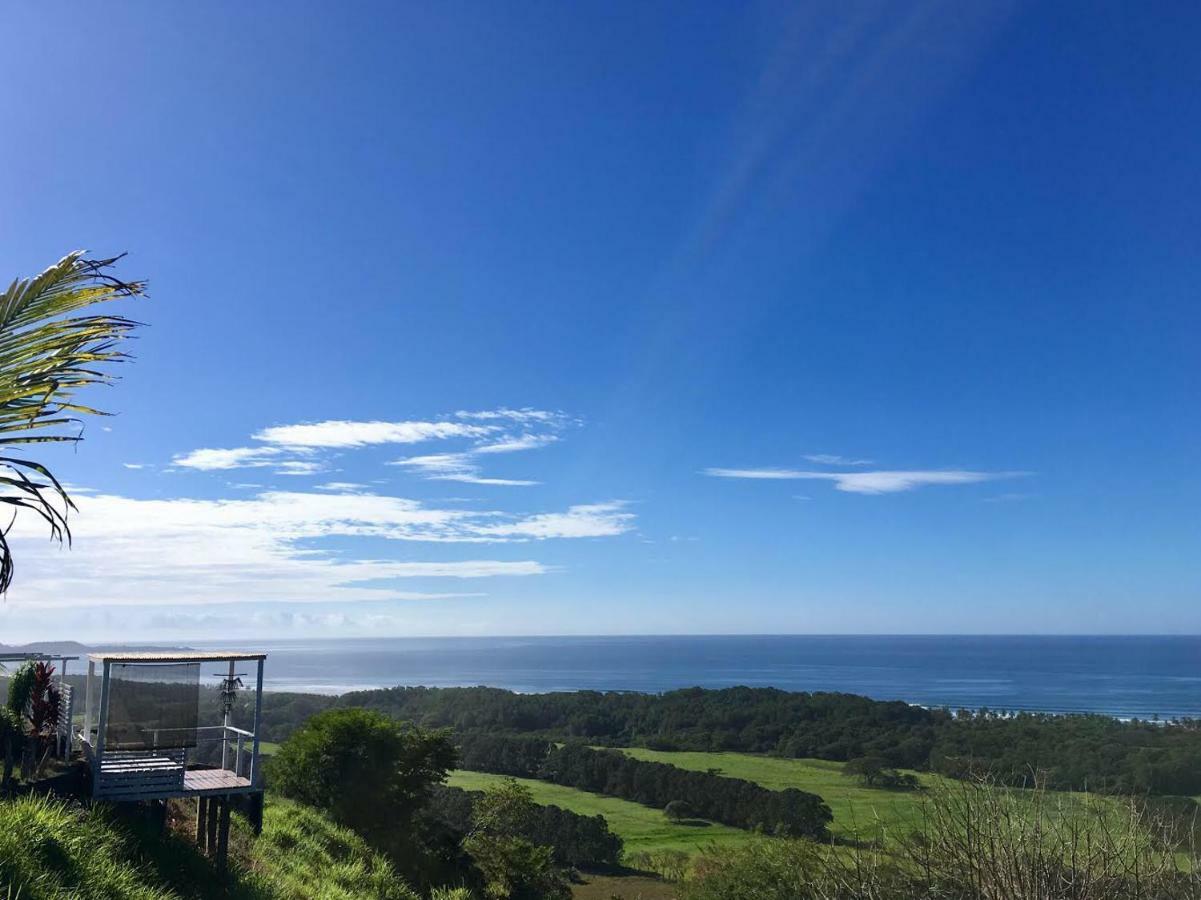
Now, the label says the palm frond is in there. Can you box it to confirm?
[0,252,144,592]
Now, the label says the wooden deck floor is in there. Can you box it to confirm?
[183,769,254,794]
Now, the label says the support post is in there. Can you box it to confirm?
[250,658,264,786]
[216,797,231,876]
[92,661,112,797]
[82,660,95,750]
[206,797,219,855]
[196,797,208,850]
[221,659,235,771]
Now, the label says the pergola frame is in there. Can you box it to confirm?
[80,650,266,801]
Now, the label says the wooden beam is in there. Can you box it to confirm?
[206,797,218,856]
[216,797,231,876]
[195,797,208,850]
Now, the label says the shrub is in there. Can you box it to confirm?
[267,707,456,848]
[462,778,570,900]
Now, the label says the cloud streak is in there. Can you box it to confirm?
[172,408,573,483]
[704,468,1025,494]
[5,487,632,608]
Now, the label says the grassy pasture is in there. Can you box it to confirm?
[614,748,941,843]
[446,770,755,856]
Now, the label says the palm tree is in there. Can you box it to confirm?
[0,252,144,592]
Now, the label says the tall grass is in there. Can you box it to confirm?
[0,795,172,900]
[249,797,418,900]
[681,780,1201,900]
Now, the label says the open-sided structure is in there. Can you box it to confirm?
[79,651,265,802]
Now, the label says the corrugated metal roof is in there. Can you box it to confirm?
[88,651,267,662]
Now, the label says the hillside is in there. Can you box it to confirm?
[0,794,417,900]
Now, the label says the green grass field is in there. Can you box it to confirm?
[615,748,941,843]
[446,770,755,856]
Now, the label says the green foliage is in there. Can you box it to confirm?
[461,735,833,838]
[0,793,424,900]
[681,781,1201,900]
[448,770,753,857]
[425,784,623,868]
[0,795,169,899]
[663,800,696,822]
[333,684,1201,796]
[266,707,457,847]
[462,778,570,900]
[0,252,144,593]
[842,755,918,791]
[251,797,419,900]
[5,663,35,719]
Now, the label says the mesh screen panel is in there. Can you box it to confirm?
[104,662,200,750]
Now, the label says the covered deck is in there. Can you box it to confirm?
[79,650,266,802]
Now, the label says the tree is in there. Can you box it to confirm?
[0,253,144,592]
[843,756,889,787]
[463,778,570,900]
[267,707,457,848]
[664,799,696,822]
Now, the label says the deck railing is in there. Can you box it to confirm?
[80,723,261,789]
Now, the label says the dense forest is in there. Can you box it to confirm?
[455,734,832,838]
[7,676,1201,796]
[331,685,1201,795]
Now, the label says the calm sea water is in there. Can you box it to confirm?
[194,635,1201,719]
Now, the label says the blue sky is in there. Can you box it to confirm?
[1,1,1198,640]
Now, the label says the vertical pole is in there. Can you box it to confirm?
[82,660,95,749]
[206,797,219,855]
[93,661,112,797]
[196,797,208,850]
[221,659,235,771]
[216,797,231,876]
[250,658,264,786]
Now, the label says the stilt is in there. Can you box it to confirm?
[216,797,232,876]
[206,797,219,855]
[196,797,208,850]
[249,791,264,836]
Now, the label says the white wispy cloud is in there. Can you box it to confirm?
[314,482,369,492]
[469,501,634,539]
[171,408,573,483]
[172,446,288,471]
[123,463,150,470]
[474,433,559,454]
[254,419,495,449]
[455,408,573,425]
[390,453,539,486]
[5,487,631,608]
[803,454,874,466]
[704,468,1025,494]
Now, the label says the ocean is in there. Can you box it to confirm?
[193,635,1201,720]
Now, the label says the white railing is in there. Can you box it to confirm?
[81,723,259,782]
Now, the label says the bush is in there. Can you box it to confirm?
[462,778,570,900]
[267,707,456,848]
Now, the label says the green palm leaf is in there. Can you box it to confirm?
[0,252,144,592]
